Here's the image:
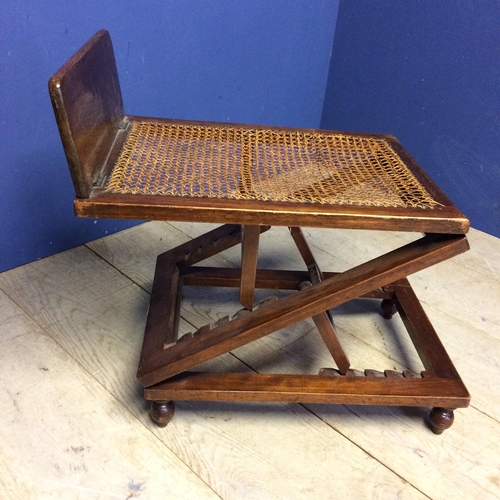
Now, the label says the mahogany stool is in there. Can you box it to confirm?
[49,30,470,434]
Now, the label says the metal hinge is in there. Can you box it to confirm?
[93,172,108,188]
[119,117,130,130]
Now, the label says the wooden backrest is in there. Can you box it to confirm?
[49,30,124,198]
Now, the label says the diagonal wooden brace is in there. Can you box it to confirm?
[289,226,350,374]
[391,278,461,379]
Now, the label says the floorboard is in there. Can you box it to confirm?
[0,291,218,500]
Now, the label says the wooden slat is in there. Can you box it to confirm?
[181,267,393,298]
[76,191,470,234]
[310,309,350,374]
[181,267,307,288]
[298,279,350,374]
[145,371,470,408]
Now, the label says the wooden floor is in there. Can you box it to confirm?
[1,222,499,499]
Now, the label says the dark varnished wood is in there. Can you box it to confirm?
[49,32,469,234]
[240,225,261,310]
[392,278,463,379]
[137,223,272,380]
[149,400,175,427]
[428,407,455,435]
[49,30,124,198]
[308,307,350,375]
[290,226,350,374]
[381,298,398,319]
[138,233,468,387]
[139,254,180,359]
[181,267,393,298]
[138,224,244,378]
[75,189,470,234]
[50,30,471,433]
[144,372,469,409]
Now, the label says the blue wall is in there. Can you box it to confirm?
[0,0,339,272]
[321,1,500,238]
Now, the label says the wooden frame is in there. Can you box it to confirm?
[50,30,471,434]
[136,224,469,434]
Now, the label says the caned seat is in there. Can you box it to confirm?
[50,30,470,434]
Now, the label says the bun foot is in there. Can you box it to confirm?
[150,400,175,427]
[381,299,397,319]
[429,407,454,434]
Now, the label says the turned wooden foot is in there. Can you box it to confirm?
[429,407,454,434]
[150,400,175,427]
[381,298,397,319]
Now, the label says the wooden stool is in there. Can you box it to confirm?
[49,30,470,434]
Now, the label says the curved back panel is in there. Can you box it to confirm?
[49,30,124,198]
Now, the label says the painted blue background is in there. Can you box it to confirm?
[1,0,339,271]
[1,0,499,272]
[322,0,500,237]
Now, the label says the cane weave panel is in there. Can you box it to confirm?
[106,121,439,208]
